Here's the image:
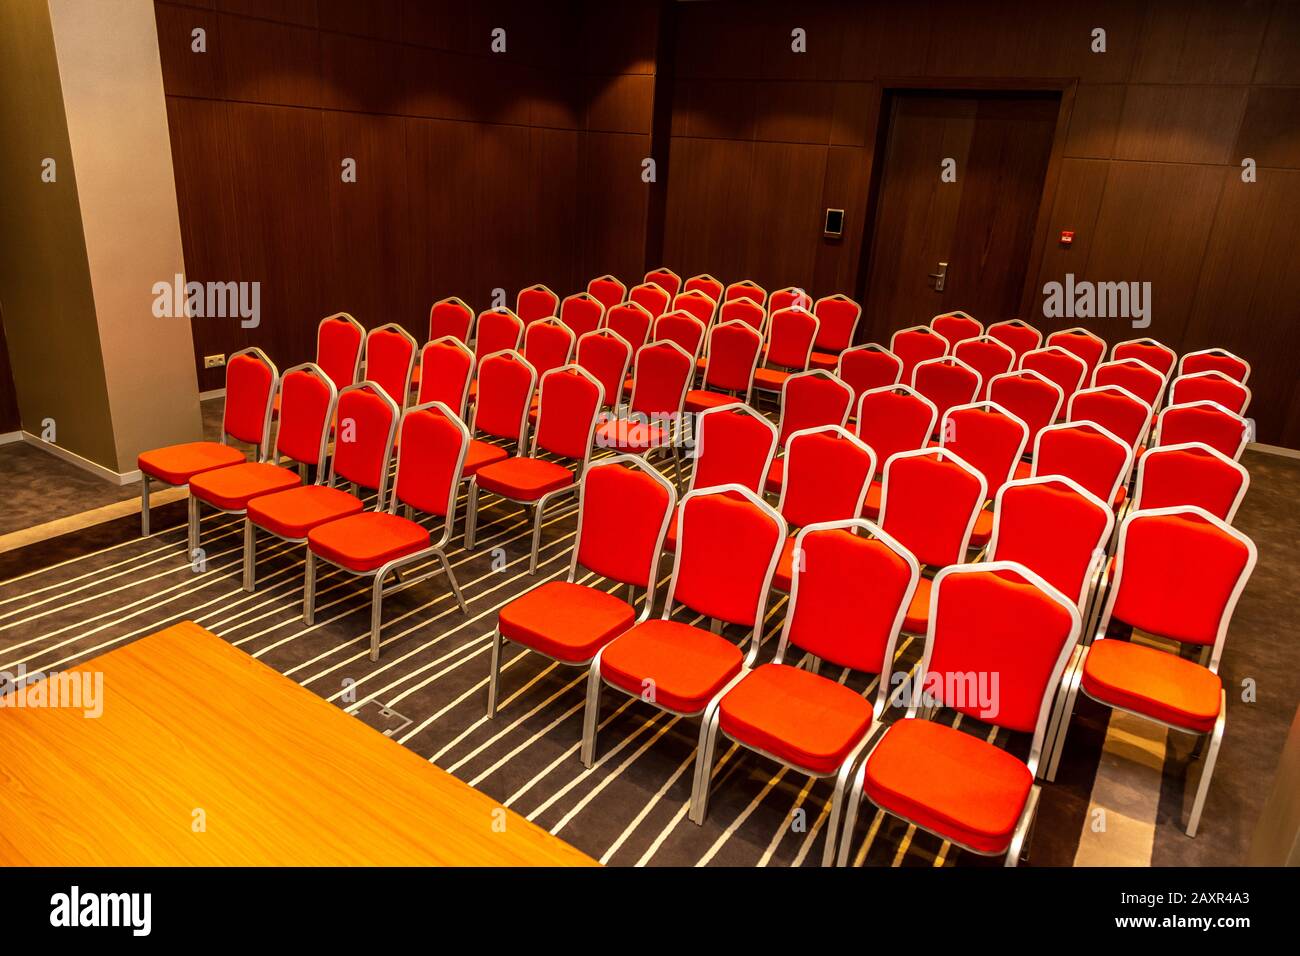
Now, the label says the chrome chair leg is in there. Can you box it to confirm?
[242,519,255,592]
[303,549,317,625]
[141,475,151,536]
[486,628,503,717]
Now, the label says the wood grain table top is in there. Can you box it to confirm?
[0,621,595,866]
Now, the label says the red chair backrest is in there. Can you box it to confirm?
[523,318,576,377]
[890,325,950,383]
[925,565,1078,733]
[812,294,861,353]
[606,301,653,349]
[534,366,603,461]
[702,320,762,393]
[474,350,535,443]
[394,402,468,518]
[1046,327,1106,375]
[629,281,671,320]
[516,284,559,325]
[276,365,334,467]
[1180,348,1249,384]
[940,402,1029,497]
[333,384,399,490]
[643,267,682,298]
[577,459,674,588]
[880,449,986,567]
[653,311,707,360]
[364,324,416,407]
[629,340,692,417]
[769,286,813,317]
[559,292,605,338]
[672,289,717,328]
[576,329,632,409]
[724,279,766,306]
[777,370,853,443]
[987,319,1042,361]
[931,312,982,346]
[1092,358,1166,409]
[587,274,627,312]
[989,477,1112,609]
[317,314,363,389]
[765,306,819,370]
[778,427,876,528]
[1170,371,1250,415]
[417,337,474,416]
[1068,385,1151,450]
[1020,345,1087,406]
[672,489,783,626]
[854,386,937,476]
[837,344,902,406]
[719,297,766,333]
[428,297,473,344]
[692,404,777,493]
[1033,422,1132,505]
[223,349,277,447]
[912,357,981,423]
[684,273,724,304]
[1135,443,1249,523]
[474,309,524,362]
[1113,337,1176,377]
[1108,509,1255,648]
[988,369,1063,445]
[954,336,1015,401]
[1156,401,1249,460]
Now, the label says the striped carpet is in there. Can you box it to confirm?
[0,445,1097,867]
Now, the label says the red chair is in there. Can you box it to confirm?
[587,274,627,312]
[834,561,1081,866]
[854,384,939,518]
[247,383,399,596]
[938,401,1030,548]
[138,347,277,536]
[1170,370,1251,415]
[596,340,693,464]
[428,296,474,344]
[753,306,819,393]
[315,312,365,389]
[643,266,682,299]
[769,426,877,590]
[809,293,863,371]
[763,370,854,493]
[954,335,1015,401]
[467,365,604,572]
[1134,443,1249,523]
[768,285,813,318]
[1020,345,1087,409]
[912,356,981,425]
[878,447,988,639]
[719,296,767,334]
[837,344,902,412]
[516,283,559,325]
[580,485,786,766]
[724,278,767,307]
[890,325,950,384]
[1179,347,1250,384]
[606,300,653,349]
[931,310,982,346]
[416,336,474,419]
[363,323,417,409]
[1046,327,1106,377]
[473,308,524,364]
[684,272,724,305]
[465,350,536,478]
[1051,507,1257,835]
[1032,421,1133,508]
[1112,336,1176,378]
[559,292,605,338]
[664,403,777,552]
[306,401,471,660]
[576,328,632,411]
[629,280,671,321]
[488,455,676,716]
[988,368,1064,452]
[690,518,919,865]
[685,319,763,411]
[1068,385,1153,453]
[190,363,335,561]
[653,310,707,362]
[671,288,717,328]
[1092,357,1167,411]
[523,316,576,378]
[987,318,1043,361]
[1155,401,1250,461]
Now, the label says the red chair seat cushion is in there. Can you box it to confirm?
[500,580,636,663]
[138,442,246,485]
[719,663,875,774]
[969,508,993,548]
[475,457,575,501]
[764,457,785,494]
[902,576,932,633]
[188,462,302,511]
[1113,485,1127,509]
[753,367,791,391]
[772,536,797,591]
[307,511,430,572]
[596,418,666,452]
[863,717,1033,854]
[684,390,738,413]
[663,504,680,552]
[464,439,509,476]
[861,479,882,518]
[600,619,743,714]
[1013,460,1031,480]
[1081,639,1222,733]
[247,485,365,539]
[809,351,839,371]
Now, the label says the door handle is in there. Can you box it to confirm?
[927,261,948,292]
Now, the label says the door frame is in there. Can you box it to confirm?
[853,77,1078,330]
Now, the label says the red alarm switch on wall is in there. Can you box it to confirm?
[1060,230,1075,246]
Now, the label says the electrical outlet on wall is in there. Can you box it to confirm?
[204,354,226,369]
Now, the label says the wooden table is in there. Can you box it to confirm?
[0,621,594,866]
